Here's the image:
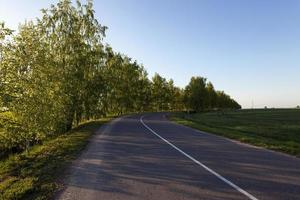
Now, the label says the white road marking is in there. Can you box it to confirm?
[140,115,259,200]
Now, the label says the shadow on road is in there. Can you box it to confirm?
[58,115,300,200]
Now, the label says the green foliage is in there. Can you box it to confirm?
[151,73,174,111]
[0,22,13,109]
[172,109,300,156]
[184,76,241,112]
[0,0,240,155]
[0,119,110,200]
[0,22,13,40]
[0,0,107,153]
[0,112,26,155]
[103,47,152,114]
[184,76,208,112]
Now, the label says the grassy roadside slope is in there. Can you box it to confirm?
[0,118,111,200]
[171,109,300,157]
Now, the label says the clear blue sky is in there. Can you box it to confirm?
[1,0,300,108]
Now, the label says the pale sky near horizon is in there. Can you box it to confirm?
[1,0,300,108]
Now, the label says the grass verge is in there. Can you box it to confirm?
[0,118,111,200]
[170,109,300,157]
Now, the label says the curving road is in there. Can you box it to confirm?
[57,113,300,200]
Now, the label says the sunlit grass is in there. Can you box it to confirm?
[0,118,111,200]
[171,109,300,157]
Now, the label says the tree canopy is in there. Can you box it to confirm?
[0,0,240,155]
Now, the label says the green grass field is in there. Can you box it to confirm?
[0,118,111,200]
[171,109,300,157]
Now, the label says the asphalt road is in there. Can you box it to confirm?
[57,113,300,200]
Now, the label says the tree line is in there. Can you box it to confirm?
[0,0,240,155]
